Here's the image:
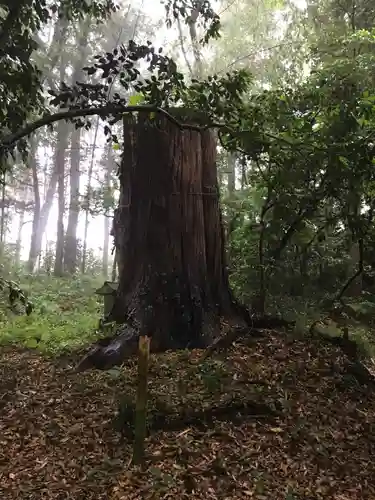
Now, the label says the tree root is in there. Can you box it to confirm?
[310,321,375,387]
[75,301,295,371]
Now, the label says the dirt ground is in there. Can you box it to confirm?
[1,330,374,499]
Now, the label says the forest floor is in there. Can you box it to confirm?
[1,328,375,500]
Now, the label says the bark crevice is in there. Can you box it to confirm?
[77,116,244,371]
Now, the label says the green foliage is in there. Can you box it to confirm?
[163,0,221,44]
[2,0,375,364]
[208,0,286,86]
[0,275,103,353]
[0,0,117,161]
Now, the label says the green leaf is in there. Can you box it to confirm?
[112,143,120,151]
[25,338,38,348]
[128,93,145,106]
[149,111,156,120]
[338,156,349,166]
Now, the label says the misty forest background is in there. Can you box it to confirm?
[2,0,375,499]
[3,0,375,353]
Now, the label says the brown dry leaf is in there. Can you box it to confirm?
[0,332,375,499]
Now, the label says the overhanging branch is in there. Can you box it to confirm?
[0,104,212,150]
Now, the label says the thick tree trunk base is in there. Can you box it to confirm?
[76,115,298,372]
[75,308,294,372]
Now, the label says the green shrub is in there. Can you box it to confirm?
[0,275,104,354]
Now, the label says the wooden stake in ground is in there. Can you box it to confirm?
[133,334,150,466]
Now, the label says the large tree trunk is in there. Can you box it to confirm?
[77,116,242,371]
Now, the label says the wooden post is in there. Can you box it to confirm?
[133,334,150,466]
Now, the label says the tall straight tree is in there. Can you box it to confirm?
[28,138,59,272]
[102,142,115,278]
[65,19,91,274]
[53,56,70,277]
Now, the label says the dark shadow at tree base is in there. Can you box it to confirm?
[75,305,295,372]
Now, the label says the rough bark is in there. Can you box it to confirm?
[111,250,117,281]
[77,115,243,371]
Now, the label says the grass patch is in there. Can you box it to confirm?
[0,275,105,354]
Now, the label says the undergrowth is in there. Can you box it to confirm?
[0,274,104,354]
[268,293,375,359]
[0,273,374,360]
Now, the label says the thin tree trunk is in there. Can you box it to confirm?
[15,213,25,266]
[227,152,236,194]
[15,176,29,266]
[82,118,99,273]
[64,20,90,274]
[53,119,69,276]
[187,2,204,77]
[27,20,69,273]
[346,195,363,297]
[103,218,110,278]
[65,126,81,274]
[53,52,70,277]
[177,17,194,76]
[226,152,236,238]
[346,239,362,296]
[0,172,6,244]
[102,144,115,278]
[28,151,59,273]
